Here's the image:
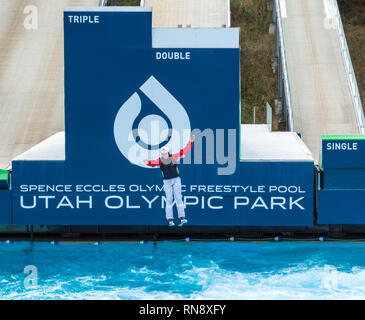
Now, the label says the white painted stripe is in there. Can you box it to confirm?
[323,0,335,20]
[227,0,231,27]
[323,0,337,30]
[279,0,287,18]
[153,28,239,48]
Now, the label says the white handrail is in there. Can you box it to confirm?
[226,0,231,28]
[332,0,365,134]
[274,0,295,132]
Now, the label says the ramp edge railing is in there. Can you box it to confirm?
[273,0,295,132]
[226,0,231,28]
[332,0,365,134]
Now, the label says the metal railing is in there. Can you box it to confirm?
[266,102,272,132]
[273,0,295,132]
[99,0,107,6]
[332,0,365,134]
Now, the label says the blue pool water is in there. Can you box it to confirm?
[1,240,365,299]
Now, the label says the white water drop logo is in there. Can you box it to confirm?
[114,76,191,168]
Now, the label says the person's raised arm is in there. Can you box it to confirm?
[143,158,161,167]
[172,135,195,163]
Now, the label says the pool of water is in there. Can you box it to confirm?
[1,240,365,299]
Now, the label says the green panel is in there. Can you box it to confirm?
[0,170,7,181]
[322,135,365,140]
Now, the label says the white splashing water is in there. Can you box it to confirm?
[1,241,365,300]
[2,263,365,300]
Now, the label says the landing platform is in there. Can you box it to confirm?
[241,125,313,162]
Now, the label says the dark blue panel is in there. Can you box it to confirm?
[10,9,314,227]
[322,139,365,169]
[323,168,365,189]
[0,189,11,224]
[64,48,240,167]
[63,8,240,166]
[64,11,152,50]
[0,180,8,189]
[318,189,365,224]
[11,161,314,226]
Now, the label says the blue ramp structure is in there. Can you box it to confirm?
[6,6,315,227]
[318,135,365,224]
